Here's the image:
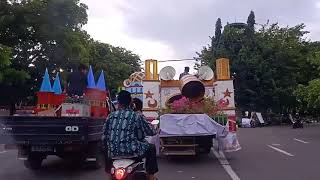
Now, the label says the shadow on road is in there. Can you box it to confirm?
[159,154,219,165]
[26,157,103,178]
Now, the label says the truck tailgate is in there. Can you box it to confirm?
[0,116,104,145]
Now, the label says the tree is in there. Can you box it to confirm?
[215,18,222,39]
[247,11,255,32]
[0,44,12,83]
[294,42,320,115]
[196,11,320,114]
[0,0,143,105]
[88,41,141,97]
[0,44,30,109]
[0,0,90,105]
[295,79,320,115]
[212,18,222,47]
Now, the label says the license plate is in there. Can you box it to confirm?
[113,159,135,169]
[31,146,54,152]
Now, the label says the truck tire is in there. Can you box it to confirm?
[24,156,43,170]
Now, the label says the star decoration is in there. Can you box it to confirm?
[145,90,154,99]
[223,89,233,98]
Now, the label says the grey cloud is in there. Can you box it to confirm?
[115,0,320,58]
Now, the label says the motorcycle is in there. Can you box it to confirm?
[111,156,147,180]
[110,120,160,180]
[292,113,303,129]
[292,119,303,128]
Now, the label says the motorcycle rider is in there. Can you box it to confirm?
[102,90,158,180]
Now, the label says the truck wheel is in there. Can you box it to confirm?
[24,156,43,170]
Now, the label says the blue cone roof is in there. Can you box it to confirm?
[52,73,62,94]
[96,70,106,91]
[87,65,96,89]
[40,68,52,92]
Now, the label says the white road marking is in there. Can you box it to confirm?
[267,145,294,157]
[0,151,7,154]
[213,149,241,180]
[294,138,309,144]
[272,143,281,146]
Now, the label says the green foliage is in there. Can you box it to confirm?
[1,68,30,86]
[197,11,320,114]
[295,79,320,115]
[0,44,11,68]
[0,44,12,83]
[88,41,141,97]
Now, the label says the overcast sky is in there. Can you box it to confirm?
[81,0,320,77]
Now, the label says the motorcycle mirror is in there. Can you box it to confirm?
[151,120,160,125]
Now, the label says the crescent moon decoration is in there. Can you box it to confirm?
[148,99,158,108]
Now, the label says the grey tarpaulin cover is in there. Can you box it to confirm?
[147,114,241,154]
[159,114,228,137]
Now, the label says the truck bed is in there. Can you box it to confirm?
[0,116,105,145]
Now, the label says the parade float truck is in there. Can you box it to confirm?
[123,59,239,156]
[0,67,112,170]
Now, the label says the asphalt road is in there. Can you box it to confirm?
[0,124,319,180]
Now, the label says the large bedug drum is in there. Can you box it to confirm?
[180,75,205,102]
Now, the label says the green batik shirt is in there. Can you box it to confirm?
[102,108,156,158]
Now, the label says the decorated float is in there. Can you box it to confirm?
[34,66,110,118]
[123,58,241,155]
